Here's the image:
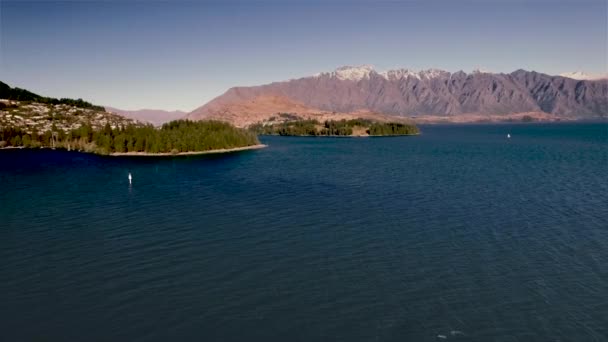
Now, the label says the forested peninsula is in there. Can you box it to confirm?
[1,81,263,156]
[1,120,263,156]
[250,119,420,136]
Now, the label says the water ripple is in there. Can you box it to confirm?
[0,123,607,341]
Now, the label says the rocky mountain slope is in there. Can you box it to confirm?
[189,93,414,127]
[187,66,607,125]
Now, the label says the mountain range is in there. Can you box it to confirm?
[104,107,186,126]
[186,66,608,126]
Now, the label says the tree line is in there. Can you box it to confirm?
[0,120,260,154]
[250,118,419,136]
[367,122,419,135]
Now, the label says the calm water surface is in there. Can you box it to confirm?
[1,123,607,341]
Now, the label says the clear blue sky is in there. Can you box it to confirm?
[1,0,606,111]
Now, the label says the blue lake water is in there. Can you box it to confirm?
[1,123,607,341]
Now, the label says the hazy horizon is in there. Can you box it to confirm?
[1,0,606,112]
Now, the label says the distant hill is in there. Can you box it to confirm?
[187,66,608,125]
[0,81,105,112]
[0,100,141,137]
[0,81,140,136]
[105,107,186,126]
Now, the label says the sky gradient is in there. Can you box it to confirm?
[1,0,606,111]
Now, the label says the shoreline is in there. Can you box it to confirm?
[0,144,267,156]
[0,146,26,149]
[258,133,419,138]
[109,144,267,157]
[415,118,608,125]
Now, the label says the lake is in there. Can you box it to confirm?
[1,123,607,341]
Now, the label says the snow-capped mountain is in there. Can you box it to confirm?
[315,65,458,81]
[471,67,492,74]
[187,66,608,123]
[329,65,376,81]
[559,71,608,81]
[379,69,421,80]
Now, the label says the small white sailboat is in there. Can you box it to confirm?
[507,133,511,139]
[128,172,132,185]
